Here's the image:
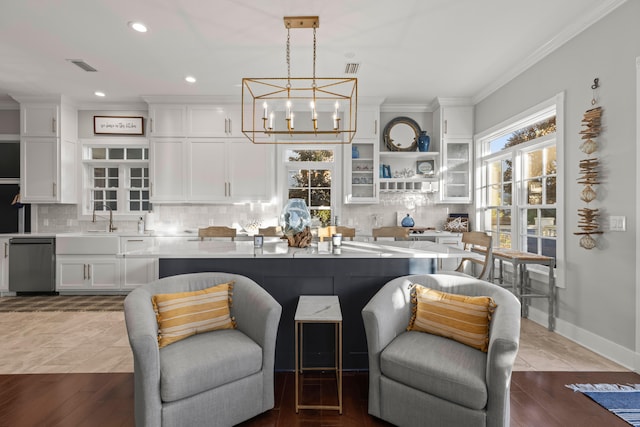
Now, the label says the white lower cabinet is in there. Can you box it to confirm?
[120,237,158,289]
[121,258,158,290]
[57,256,120,292]
[436,234,463,271]
[0,238,9,293]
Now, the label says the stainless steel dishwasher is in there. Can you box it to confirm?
[9,237,56,293]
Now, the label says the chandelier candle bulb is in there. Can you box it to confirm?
[263,102,268,119]
[286,101,292,119]
[269,112,274,130]
[290,112,294,130]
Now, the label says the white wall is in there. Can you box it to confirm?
[475,0,639,355]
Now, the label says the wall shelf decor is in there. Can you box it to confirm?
[574,78,604,249]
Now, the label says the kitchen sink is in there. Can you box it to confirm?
[56,234,120,255]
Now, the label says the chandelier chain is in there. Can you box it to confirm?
[312,26,317,88]
[286,25,291,89]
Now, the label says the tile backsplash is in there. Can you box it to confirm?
[35,194,471,235]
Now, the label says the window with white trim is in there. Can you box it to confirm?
[82,144,150,216]
[282,148,337,226]
[476,95,563,271]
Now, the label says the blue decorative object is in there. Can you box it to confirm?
[352,146,360,158]
[401,214,415,228]
[417,131,430,152]
[280,198,311,236]
[382,164,392,179]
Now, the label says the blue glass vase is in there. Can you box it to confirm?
[417,131,430,152]
[280,198,311,236]
[401,214,415,227]
[352,146,360,158]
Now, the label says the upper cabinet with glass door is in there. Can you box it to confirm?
[433,99,474,204]
[344,104,380,204]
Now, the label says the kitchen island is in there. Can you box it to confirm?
[125,239,472,370]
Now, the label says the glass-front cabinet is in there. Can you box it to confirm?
[344,140,379,203]
[344,104,380,204]
[440,139,472,203]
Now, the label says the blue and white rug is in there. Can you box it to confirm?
[566,383,640,426]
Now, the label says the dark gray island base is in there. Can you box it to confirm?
[160,257,435,371]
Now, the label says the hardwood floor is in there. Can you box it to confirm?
[0,311,634,425]
[1,370,639,427]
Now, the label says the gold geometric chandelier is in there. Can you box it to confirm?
[242,16,357,144]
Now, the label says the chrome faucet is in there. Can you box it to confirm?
[92,204,117,232]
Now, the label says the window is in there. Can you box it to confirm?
[282,148,337,226]
[83,144,150,216]
[476,93,564,283]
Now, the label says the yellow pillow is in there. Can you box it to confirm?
[152,282,236,348]
[407,285,496,352]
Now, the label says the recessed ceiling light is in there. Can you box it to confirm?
[94,91,106,97]
[128,21,148,33]
[185,76,196,83]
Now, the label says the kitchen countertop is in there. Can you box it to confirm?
[122,239,472,259]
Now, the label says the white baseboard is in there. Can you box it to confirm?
[526,306,637,371]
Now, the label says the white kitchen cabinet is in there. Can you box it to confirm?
[21,137,58,202]
[149,104,241,137]
[120,237,158,289]
[344,139,379,204]
[0,238,9,294]
[440,139,472,203]
[151,138,274,203]
[226,140,273,201]
[187,105,240,137]
[344,104,381,204]
[433,99,474,204]
[150,138,187,202]
[20,104,59,137]
[188,139,227,202]
[148,105,186,136]
[121,258,158,290]
[439,105,474,139]
[355,106,380,140]
[57,256,120,292]
[17,98,77,203]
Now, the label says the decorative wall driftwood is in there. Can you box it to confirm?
[574,78,604,249]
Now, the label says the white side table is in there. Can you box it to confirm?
[294,295,343,414]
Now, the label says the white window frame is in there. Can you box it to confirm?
[474,92,565,287]
[277,145,342,224]
[79,139,150,220]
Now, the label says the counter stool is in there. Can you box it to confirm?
[492,248,556,331]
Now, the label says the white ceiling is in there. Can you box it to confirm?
[0,0,625,108]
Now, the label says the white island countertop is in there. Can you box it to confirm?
[121,239,472,259]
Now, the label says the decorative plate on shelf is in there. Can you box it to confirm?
[417,160,435,176]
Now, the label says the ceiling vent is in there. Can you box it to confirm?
[67,59,98,72]
[344,63,360,75]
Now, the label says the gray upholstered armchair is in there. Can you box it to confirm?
[124,272,282,427]
[362,273,520,427]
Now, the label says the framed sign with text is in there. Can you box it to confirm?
[94,116,144,135]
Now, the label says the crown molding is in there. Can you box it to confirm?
[77,102,148,111]
[141,95,238,104]
[473,0,628,104]
[380,103,432,113]
[0,102,19,110]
